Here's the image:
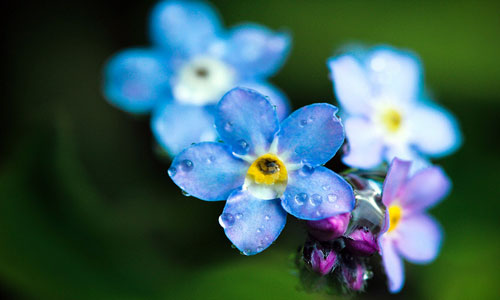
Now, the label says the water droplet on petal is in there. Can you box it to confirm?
[180,159,193,172]
[257,227,262,233]
[264,215,270,221]
[322,185,330,191]
[307,116,315,123]
[294,193,308,205]
[311,194,323,206]
[256,246,264,252]
[299,165,315,177]
[219,213,235,228]
[181,190,191,197]
[299,119,308,127]
[224,121,233,132]
[168,167,177,177]
[327,193,338,203]
[235,213,243,219]
[315,210,322,217]
[206,155,215,163]
[237,139,249,152]
[363,270,374,280]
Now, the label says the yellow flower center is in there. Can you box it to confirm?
[388,205,403,232]
[246,154,288,185]
[381,108,403,133]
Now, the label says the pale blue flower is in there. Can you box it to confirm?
[328,46,461,169]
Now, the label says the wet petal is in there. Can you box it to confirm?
[224,23,290,78]
[380,237,405,293]
[149,0,221,55]
[367,47,422,101]
[382,158,411,207]
[169,142,248,201]
[151,102,217,156]
[277,104,344,166]
[400,166,451,211]
[215,88,279,155]
[281,166,355,221]
[395,214,442,263]
[408,104,462,157]
[103,49,171,114]
[238,81,290,121]
[342,117,384,169]
[220,189,287,255]
[328,55,372,116]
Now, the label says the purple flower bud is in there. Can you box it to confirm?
[306,213,351,241]
[341,260,366,291]
[310,248,337,276]
[345,228,379,256]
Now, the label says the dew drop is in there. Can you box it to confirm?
[327,193,338,203]
[235,213,243,219]
[237,139,249,152]
[256,246,264,252]
[264,215,271,221]
[322,185,330,191]
[219,213,235,228]
[206,155,215,163]
[224,121,233,132]
[256,227,263,233]
[168,167,177,177]
[180,159,193,172]
[310,194,323,206]
[294,193,308,205]
[299,164,315,177]
[315,210,322,217]
[181,190,191,197]
[299,119,308,127]
[307,116,315,123]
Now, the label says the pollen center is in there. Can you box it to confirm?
[244,154,288,200]
[247,154,287,185]
[381,108,402,133]
[388,205,403,232]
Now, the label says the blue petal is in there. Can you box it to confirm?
[328,55,372,116]
[400,166,451,212]
[237,81,290,121]
[151,102,218,156]
[366,46,422,101]
[220,189,287,255]
[380,237,405,293]
[103,49,172,114]
[169,142,248,201]
[408,104,462,157]
[224,23,290,78]
[149,0,221,56]
[395,214,442,264]
[281,166,355,221]
[342,117,384,169]
[382,158,411,207]
[277,104,344,166]
[215,88,279,155]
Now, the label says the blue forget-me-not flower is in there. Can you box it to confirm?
[169,88,355,255]
[328,46,461,170]
[103,0,291,156]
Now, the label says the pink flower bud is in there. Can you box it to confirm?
[306,213,351,241]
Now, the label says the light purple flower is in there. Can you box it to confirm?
[328,46,461,171]
[379,158,450,293]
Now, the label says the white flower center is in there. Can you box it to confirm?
[173,56,236,105]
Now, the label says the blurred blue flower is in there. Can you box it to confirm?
[169,88,355,255]
[328,46,461,170]
[103,0,291,156]
[379,158,450,293]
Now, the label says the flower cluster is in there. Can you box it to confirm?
[102,0,461,295]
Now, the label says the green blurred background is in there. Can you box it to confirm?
[2,0,500,299]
